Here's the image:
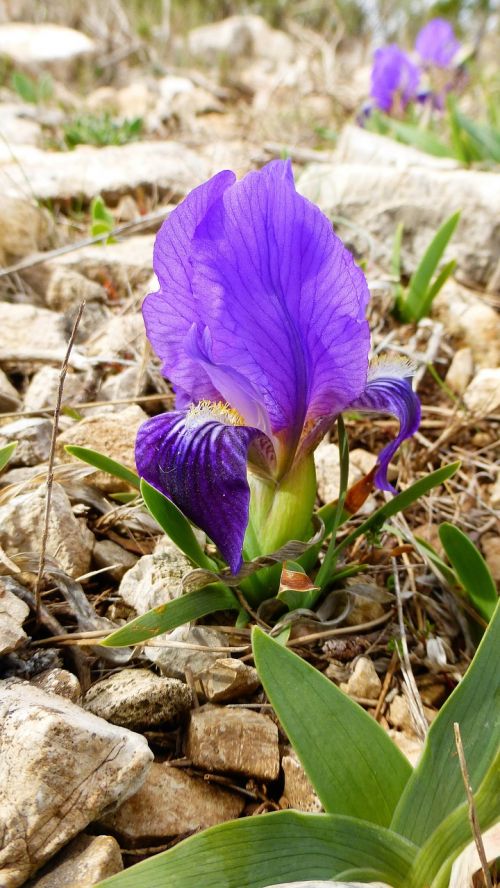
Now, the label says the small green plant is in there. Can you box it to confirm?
[96,602,500,888]
[0,441,17,472]
[11,70,54,105]
[392,211,460,323]
[62,112,143,149]
[89,196,116,244]
[439,523,497,623]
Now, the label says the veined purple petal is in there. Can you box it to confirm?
[135,409,266,573]
[415,19,460,68]
[348,358,421,492]
[371,45,420,113]
[190,160,370,459]
[143,170,235,403]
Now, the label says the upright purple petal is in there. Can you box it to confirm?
[135,409,267,573]
[415,19,460,68]
[348,358,421,491]
[371,45,420,113]
[190,160,370,460]
[143,170,235,403]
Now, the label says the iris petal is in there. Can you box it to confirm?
[191,160,370,449]
[135,410,267,573]
[349,360,421,491]
[143,170,235,402]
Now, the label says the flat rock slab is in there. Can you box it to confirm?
[84,668,193,730]
[281,750,322,813]
[1,141,211,203]
[24,834,122,888]
[100,761,245,842]
[186,705,280,781]
[0,679,152,888]
[196,657,261,703]
[298,161,500,291]
[0,24,96,66]
[0,302,68,358]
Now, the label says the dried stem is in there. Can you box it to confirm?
[453,722,493,888]
[34,301,86,618]
[392,557,428,740]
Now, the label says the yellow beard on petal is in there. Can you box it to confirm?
[185,400,245,429]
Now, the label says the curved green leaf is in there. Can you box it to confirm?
[439,523,497,622]
[64,444,140,489]
[101,584,239,647]
[96,811,417,888]
[252,627,411,827]
[0,441,17,473]
[401,211,460,323]
[141,479,216,570]
[391,601,500,845]
[412,749,500,887]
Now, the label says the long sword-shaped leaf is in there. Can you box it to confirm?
[64,444,140,489]
[391,601,500,845]
[413,749,500,888]
[141,479,217,570]
[101,584,239,647]
[252,628,412,826]
[96,811,417,888]
[400,211,460,323]
[331,461,460,563]
[439,522,497,622]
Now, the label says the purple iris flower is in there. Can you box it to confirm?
[370,44,420,113]
[136,161,420,573]
[415,18,460,68]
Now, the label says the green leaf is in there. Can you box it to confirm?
[64,445,140,489]
[332,461,460,562]
[450,103,500,163]
[391,221,405,313]
[401,211,460,323]
[141,479,216,570]
[439,523,497,622]
[0,441,17,473]
[391,601,500,846]
[412,749,500,888]
[95,810,417,888]
[380,116,454,157]
[252,627,411,826]
[101,584,239,647]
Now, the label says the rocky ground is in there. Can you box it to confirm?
[0,7,499,888]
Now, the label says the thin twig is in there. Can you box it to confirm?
[392,558,428,740]
[34,301,86,618]
[453,722,493,888]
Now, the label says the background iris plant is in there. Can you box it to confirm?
[136,161,420,574]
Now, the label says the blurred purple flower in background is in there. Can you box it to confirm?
[370,44,420,113]
[136,161,420,573]
[415,18,461,68]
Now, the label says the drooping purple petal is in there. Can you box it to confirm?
[415,19,460,68]
[190,160,370,459]
[348,358,421,492]
[135,409,267,573]
[143,170,235,403]
[371,45,420,113]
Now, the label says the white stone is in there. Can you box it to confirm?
[433,281,499,368]
[83,668,192,729]
[0,482,95,579]
[0,417,52,466]
[56,406,147,493]
[343,657,382,701]
[100,761,244,842]
[93,539,138,582]
[45,267,106,311]
[118,547,192,615]
[1,142,211,203]
[145,625,229,680]
[24,833,122,888]
[0,580,29,656]
[298,163,500,291]
[0,302,67,356]
[51,235,156,298]
[85,313,146,359]
[196,658,260,703]
[188,15,294,65]
[0,679,152,887]
[314,441,377,504]
[30,668,81,703]
[0,197,53,264]
[481,536,500,586]
[0,103,41,147]
[23,366,85,413]
[0,23,95,66]
[444,347,474,394]
[336,124,459,171]
[463,369,500,416]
